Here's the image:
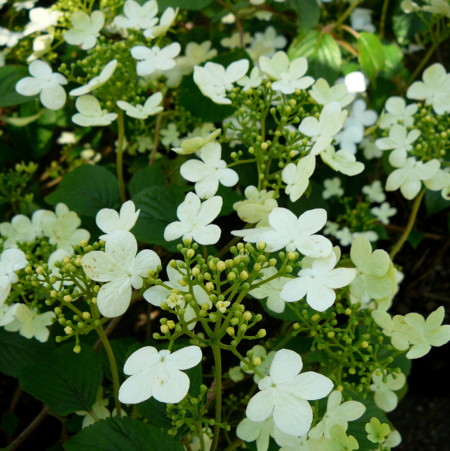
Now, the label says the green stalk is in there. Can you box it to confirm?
[211,344,222,451]
[332,0,362,31]
[116,109,126,203]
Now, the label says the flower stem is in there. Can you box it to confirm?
[379,0,390,38]
[332,0,362,31]
[116,109,126,203]
[390,189,425,260]
[211,344,222,451]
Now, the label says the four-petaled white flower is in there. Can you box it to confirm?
[350,8,375,32]
[233,186,278,226]
[131,43,181,76]
[370,370,406,412]
[164,192,223,245]
[81,230,161,317]
[322,177,344,199]
[143,7,177,39]
[259,52,314,94]
[237,67,263,91]
[0,214,41,248]
[378,96,418,129]
[180,141,238,199]
[371,202,397,225]
[69,59,118,96]
[172,129,221,155]
[309,78,354,107]
[282,155,316,202]
[320,146,365,176]
[117,92,163,119]
[246,349,333,436]
[0,249,28,306]
[114,0,158,30]
[96,200,140,240]
[280,248,356,311]
[24,7,62,36]
[118,345,202,404]
[193,59,249,105]
[16,59,67,110]
[64,10,104,50]
[406,63,450,115]
[72,95,118,127]
[232,207,332,257]
[362,180,386,203]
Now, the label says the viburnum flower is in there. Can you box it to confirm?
[282,155,316,202]
[371,202,397,225]
[193,59,249,104]
[81,230,161,317]
[69,59,118,96]
[406,63,450,115]
[240,345,275,383]
[117,92,163,119]
[173,41,217,81]
[180,141,238,198]
[422,0,450,17]
[232,207,332,257]
[143,7,177,39]
[237,67,263,91]
[259,52,314,94]
[298,102,347,155]
[378,96,418,129]
[371,310,412,352]
[362,180,386,203]
[370,370,406,412]
[0,214,41,248]
[113,0,158,30]
[309,78,354,107]
[247,26,287,61]
[0,248,27,306]
[280,248,356,311]
[72,95,118,127]
[320,146,365,176]
[246,349,333,436]
[63,10,104,50]
[344,71,367,93]
[24,7,62,36]
[164,192,222,245]
[118,345,202,404]
[96,200,140,239]
[345,99,378,130]
[172,129,221,155]
[16,59,67,110]
[76,388,111,428]
[233,186,278,226]
[322,177,344,199]
[350,8,375,32]
[131,43,181,76]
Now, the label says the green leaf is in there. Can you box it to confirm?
[288,0,320,30]
[0,329,54,378]
[65,417,184,451]
[154,0,213,10]
[100,338,135,381]
[358,32,385,80]
[45,165,121,217]
[393,11,430,45]
[381,43,404,78]
[19,344,102,416]
[0,65,35,108]
[128,166,166,197]
[137,398,172,429]
[425,189,450,216]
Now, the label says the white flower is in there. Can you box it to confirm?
[5,304,54,342]
[371,202,397,225]
[69,59,118,96]
[27,34,53,62]
[180,141,238,199]
[240,345,275,383]
[237,67,263,91]
[16,60,67,110]
[114,0,158,30]
[298,102,347,156]
[280,248,356,311]
[322,177,344,199]
[320,146,364,176]
[422,0,450,17]
[346,99,378,130]
[406,63,450,115]
[24,7,62,36]
[0,27,23,48]
[0,249,28,306]
[282,155,316,202]
[334,125,363,154]
[361,137,382,160]
[350,8,375,32]
[131,43,181,77]
[309,390,366,439]
[164,193,222,245]
[64,10,104,50]
[362,180,386,203]
[96,200,140,239]
[233,186,278,226]
[143,7,177,39]
[344,71,367,93]
[309,78,354,107]
[259,52,314,94]
[378,96,418,129]
[386,157,440,200]
[220,31,252,49]
[118,345,202,404]
[246,349,333,436]
[193,59,249,105]
[72,95,118,127]
[160,123,180,147]
[375,125,420,167]
[117,92,163,119]
[232,207,332,257]
[76,389,111,428]
[247,26,287,61]
[370,370,406,412]
[172,129,221,155]
[173,41,217,80]
[0,214,40,248]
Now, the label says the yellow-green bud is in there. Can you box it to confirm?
[186,249,195,258]
[217,261,226,271]
[161,324,169,334]
[205,282,215,292]
[226,327,235,336]
[243,311,252,321]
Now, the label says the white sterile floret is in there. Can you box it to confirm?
[27,34,53,63]
[362,180,386,203]
[282,155,316,202]
[309,78,355,107]
[114,0,158,30]
[259,52,314,94]
[320,146,365,176]
[117,92,163,119]
[386,157,440,200]
[344,71,367,93]
[24,7,62,36]
[350,8,375,32]
[81,230,160,317]
[64,10,104,50]
[246,349,333,436]
[233,186,278,226]
[308,390,366,439]
[378,97,418,129]
[5,304,54,342]
[143,261,211,330]
[422,0,450,17]
[370,370,406,412]
[322,177,344,199]
[143,7,177,39]
[180,141,238,199]
[96,200,140,239]
[172,129,221,155]
[16,59,67,110]
[118,345,202,404]
[72,95,118,127]
[280,248,356,312]
[0,249,28,306]
[375,125,420,167]
[131,43,181,76]
[164,192,222,245]
[76,389,111,428]
[247,26,287,61]
[334,124,363,155]
[250,267,291,313]
[298,102,347,156]
[371,202,397,225]
[237,67,263,91]
[0,214,41,248]
[232,207,332,257]
[406,63,450,115]
[193,59,249,105]
[69,59,118,96]
[345,99,378,130]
